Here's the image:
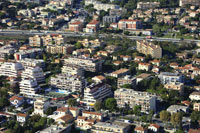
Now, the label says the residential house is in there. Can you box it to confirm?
[193,103,200,111]
[117,75,136,88]
[189,92,200,101]
[86,20,100,33]
[167,105,189,114]
[138,63,151,71]
[10,96,24,107]
[148,124,160,133]
[110,69,129,78]
[68,21,83,32]
[16,113,29,123]
[33,98,50,117]
[56,114,74,124]
[134,126,148,133]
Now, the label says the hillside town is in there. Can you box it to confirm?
[0,0,200,133]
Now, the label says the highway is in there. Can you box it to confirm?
[0,29,200,43]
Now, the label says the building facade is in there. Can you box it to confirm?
[114,88,157,113]
[136,40,162,58]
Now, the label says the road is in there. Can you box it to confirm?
[0,29,200,43]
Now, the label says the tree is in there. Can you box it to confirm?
[94,101,102,111]
[170,112,182,128]
[160,110,171,122]
[105,98,117,111]
[190,111,200,128]
[75,42,83,49]
[133,105,141,116]
[67,98,77,107]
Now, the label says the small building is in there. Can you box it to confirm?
[167,105,189,114]
[148,124,161,133]
[56,114,74,124]
[16,113,29,123]
[138,63,151,71]
[134,126,148,133]
[189,91,200,101]
[10,96,24,107]
[110,69,129,78]
[193,103,200,111]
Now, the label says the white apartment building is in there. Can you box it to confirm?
[18,58,45,69]
[158,72,185,84]
[33,98,50,117]
[21,67,45,84]
[83,82,112,105]
[64,57,102,72]
[137,2,160,9]
[20,78,41,96]
[50,74,86,93]
[61,65,84,77]
[114,88,157,113]
[0,62,24,78]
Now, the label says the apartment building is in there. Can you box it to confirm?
[14,48,42,60]
[21,67,45,84]
[68,21,83,32]
[9,0,42,4]
[179,0,200,6]
[33,98,50,117]
[0,62,24,78]
[82,111,103,121]
[76,116,97,130]
[138,63,151,71]
[42,34,64,46]
[91,122,130,133]
[118,19,142,30]
[78,39,104,48]
[164,82,184,95]
[114,88,157,113]
[29,35,42,47]
[136,40,162,58]
[29,34,64,47]
[46,44,74,55]
[18,58,45,69]
[117,75,136,88]
[64,57,103,72]
[0,44,15,59]
[86,20,100,33]
[137,2,160,9]
[158,72,185,84]
[83,82,112,105]
[110,69,129,78]
[20,78,41,96]
[61,64,84,77]
[50,73,86,93]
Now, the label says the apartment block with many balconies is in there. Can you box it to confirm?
[136,40,162,59]
[33,98,50,117]
[21,66,45,84]
[18,58,45,69]
[0,62,24,78]
[82,82,112,106]
[50,74,86,93]
[20,78,41,96]
[137,2,160,9]
[114,88,157,113]
[117,75,136,88]
[64,57,103,72]
[61,64,84,77]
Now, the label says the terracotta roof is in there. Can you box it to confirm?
[88,20,99,25]
[83,111,102,116]
[189,129,200,133]
[112,68,129,75]
[86,119,96,123]
[57,107,68,112]
[119,19,140,22]
[69,107,79,111]
[77,116,87,120]
[70,21,82,25]
[93,75,106,81]
[191,91,200,96]
[139,62,151,66]
[149,124,160,129]
[17,113,28,117]
[58,114,73,123]
[10,96,24,101]
[135,126,147,131]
